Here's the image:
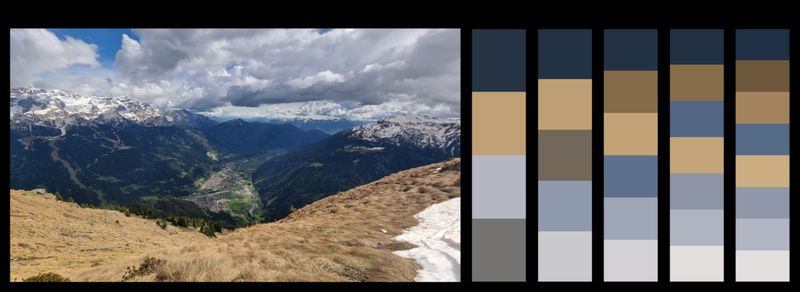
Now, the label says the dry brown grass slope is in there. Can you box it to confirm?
[10,158,461,282]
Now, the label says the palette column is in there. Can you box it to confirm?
[472,29,527,282]
[537,29,592,282]
[668,29,725,282]
[603,29,658,282]
[735,29,790,282]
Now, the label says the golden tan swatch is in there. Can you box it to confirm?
[538,79,592,130]
[670,65,723,101]
[670,137,724,173]
[604,113,658,155]
[736,61,790,92]
[736,92,790,124]
[473,92,526,155]
[736,155,790,187]
[605,70,658,113]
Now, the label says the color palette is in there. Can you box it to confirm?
[472,29,527,282]
[669,29,725,282]
[735,29,790,282]
[603,29,658,282]
[537,29,592,282]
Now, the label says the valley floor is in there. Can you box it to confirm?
[10,159,461,282]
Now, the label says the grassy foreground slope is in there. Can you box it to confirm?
[10,158,461,282]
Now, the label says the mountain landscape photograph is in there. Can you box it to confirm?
[9,28,461,282]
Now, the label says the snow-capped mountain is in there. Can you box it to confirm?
[252,114,461,220]
[10,88,168,129]
[10,88,216,130]
[346,114,461,151]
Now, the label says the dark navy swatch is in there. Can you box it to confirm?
[604,156,658,197]
[736,124,790,155]
[538,29,592,79]
[736,29,790,60]
[670,101,724,137]
[671,29,723,64]
[604,29,657,70]
[472,29,526,91]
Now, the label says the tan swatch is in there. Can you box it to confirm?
[736,92,790,124]
[605,70,658,113]
[539,79,592,130]
[604,113,658,155]
[736,155,790,187]
[736,61,790,92]
[670,65,723,101]
[473,92,526,155]
[670,137,724,173]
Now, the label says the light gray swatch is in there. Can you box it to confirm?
[736,219,790,250]
[539,181,592,231]
[670,209,724,245]
[538,231,592,281]
[473,155,526,219]
[604,197,658,240]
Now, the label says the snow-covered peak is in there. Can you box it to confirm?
[345,114,461,150]
[9,87,214,130]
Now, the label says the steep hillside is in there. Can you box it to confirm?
[10,189,211,281]
[10,158,461,282]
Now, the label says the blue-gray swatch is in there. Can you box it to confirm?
[670,101,724,137]
[604,197,658,239]
[736,188,790,219]
[736,124,790,155]
[604,156,658,196]
[670,174,724,209]
[539,181,592,231]
[473,155,526,219]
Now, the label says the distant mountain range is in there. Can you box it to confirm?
[9,88,460,221]
[253,114,461,220]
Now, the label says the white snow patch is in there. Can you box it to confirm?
[393,197,460,282]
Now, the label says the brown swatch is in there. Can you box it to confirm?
[538,130,592,180]
[736,61,790,92]
[736,92,790,124]
[604,70,658,113]
[670,65,723,101]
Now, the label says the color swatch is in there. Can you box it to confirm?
[538,29,592,282]
[735,29,790,282]
[603,29,658,282]
[472,29,526,282]
[669,29,725,282]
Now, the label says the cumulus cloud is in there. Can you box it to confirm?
[10,29,100,87]
[11,29,461,119]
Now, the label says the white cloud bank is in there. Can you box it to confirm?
[10,29,461,119]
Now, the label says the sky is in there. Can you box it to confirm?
[10,29,460,120]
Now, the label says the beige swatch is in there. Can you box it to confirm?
[670,137,724,173]
[538,79,592,130]
[604,113,658,155]
[473,92,526,155]
[736,155,789,187]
